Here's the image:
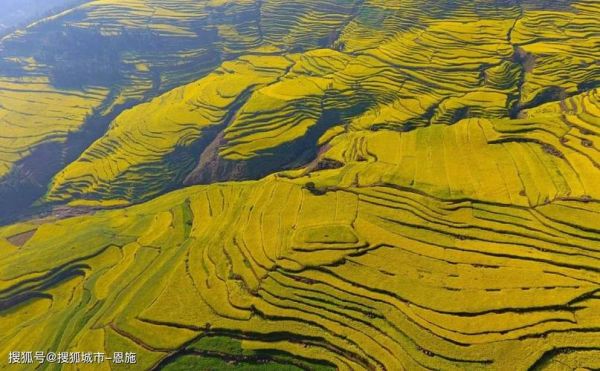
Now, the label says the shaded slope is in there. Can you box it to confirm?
[40,0,600,209]
[1,135,599,369]
[46,56,291,205]
[1,85,599,371]
[0,0,361,220]
[0,0,87,36]
[1,1,599,370]
[304,89,600,207]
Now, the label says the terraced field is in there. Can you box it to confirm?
[2,158,600,369]
[0,0,359,219]
[1,0,599,370]
[39,0,600,208]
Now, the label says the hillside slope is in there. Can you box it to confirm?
[1,92,599,368]
[42,0,600,208]
[0,1,599,370]
[0,0,87,35]
[0,0,360,220]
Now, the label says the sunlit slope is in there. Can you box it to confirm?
[338,0,600,129]
[3,86,600,371]
[0,78,107,176]
[306,88,600,207]
[512,0,600,106]
[1,162,599,369]
[1,0,600,369]
[0,0,361,215]
[46,49,353,203]
[46,56,292,205]
[43,0,600,207]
